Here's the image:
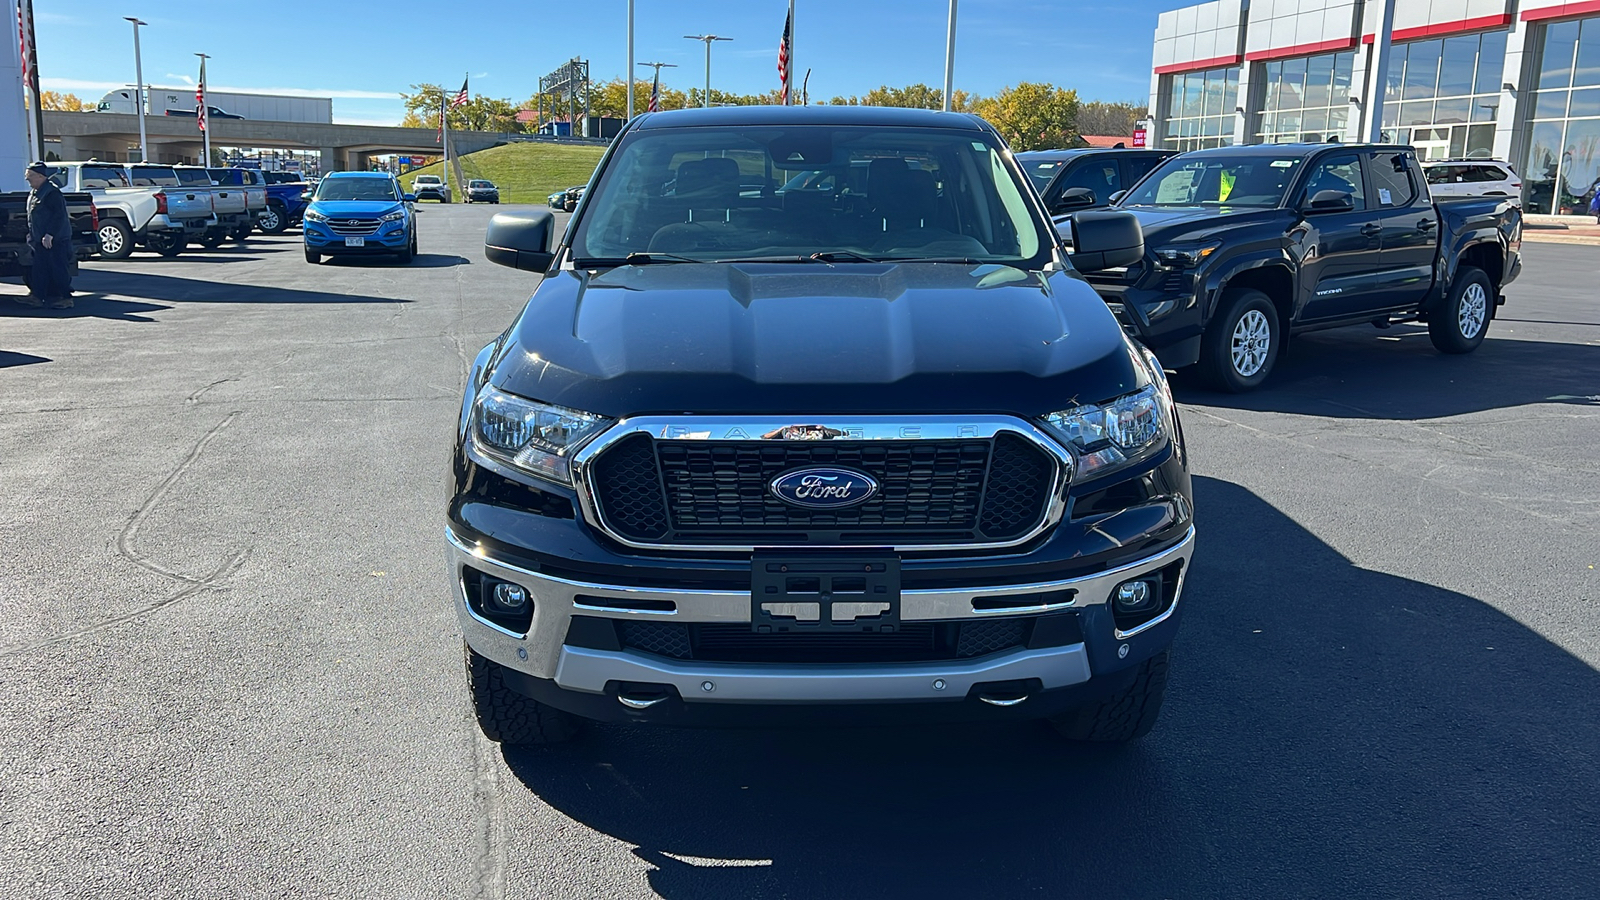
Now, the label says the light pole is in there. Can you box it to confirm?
[684,35,732,108]
[124,16,148,161]
[638,62,677,113]
[943,0,957,112]
[194,52,211,166]
[626,0,634,121]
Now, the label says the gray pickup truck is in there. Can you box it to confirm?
[171,166,249,247]
[125,164,214,257]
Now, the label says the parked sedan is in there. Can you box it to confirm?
[303,171,418,265]
[466,180,500,204]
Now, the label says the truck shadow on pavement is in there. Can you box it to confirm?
[317,253,469,269]
[0,351,50,369]
[1171,328,1600,419]
[1,271,409,321]
[501,476,1600,899]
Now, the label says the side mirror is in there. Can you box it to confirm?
[1068,209,1145,272]
[1051,186,1096,213]
[1304,189,1355,213]
[485,211,556,273]
[300,191,313,201]
[403,193,417,203]
[1109,190,1128,205]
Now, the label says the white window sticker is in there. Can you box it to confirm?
[1379,188,1392,205]
[1271,160,1295,168]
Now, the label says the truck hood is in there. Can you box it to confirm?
[1117,205,1289,247]
[491,262,1145,418]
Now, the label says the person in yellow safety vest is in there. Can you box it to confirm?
[1219,167,1236,203]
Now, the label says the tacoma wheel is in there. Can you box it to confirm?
[150,233,185,257]
[199,231,225,249]
[258,206,286,234]
[465,643,580,745]
[96,220,133,259]
[1049,650,1170,743]
[1429,266,1492,354]
[1198,288,1281,392]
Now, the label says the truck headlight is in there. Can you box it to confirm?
[1154,241,1221,268]
[303,209,327,223]
[1042,349,1174,479]
[470,387,611,485]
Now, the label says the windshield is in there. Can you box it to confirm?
[570,124,1048,266]
[470,181,493,188]
[316,178,400,202]
[1021,159,1065,193]
[1122,155,1305,208]
[415,176,441,184]
[127,167,180,187]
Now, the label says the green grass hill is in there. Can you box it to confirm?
[397,142,605,204]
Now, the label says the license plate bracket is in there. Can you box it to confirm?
[345,236,365,247]
[751,554,901,634]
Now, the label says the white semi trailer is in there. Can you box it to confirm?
[94,87,333,124]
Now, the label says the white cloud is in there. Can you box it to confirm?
[38,76,397,100]
[165,74,196,86]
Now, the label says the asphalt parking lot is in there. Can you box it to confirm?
[2,204,1597,899]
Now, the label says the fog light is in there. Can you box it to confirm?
[1113,579,1157,613]
[489,581,529,614]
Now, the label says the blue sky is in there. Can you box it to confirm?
[33,1,1183,125]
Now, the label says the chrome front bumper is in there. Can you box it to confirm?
[447,525,1194,704]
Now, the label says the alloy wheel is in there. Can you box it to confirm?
[1459,283,1487,339]
[1230,309,1271,377]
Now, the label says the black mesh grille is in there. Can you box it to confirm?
[590,434,669,540]
[956,619,1029,657]
[979,433,1056,539]
[616,621,691,659]
[616,619,1032,664]
[590,433,1055,546]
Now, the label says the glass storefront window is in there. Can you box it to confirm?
[1254,49,1355,143]
[1525,16,1600,212]
[1377,31,1508,160]
[1162,67,1240,151]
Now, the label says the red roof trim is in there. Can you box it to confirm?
[1244,37,1357,63]
[1154,53,1243,75]
[1361,12,1513,43]
[1521,1,1600,22]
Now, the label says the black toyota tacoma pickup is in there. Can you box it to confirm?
[449,106,1194,745]
[0,189,98,279]
[1079,143,1522,391]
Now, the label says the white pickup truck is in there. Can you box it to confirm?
[50,161,196,258]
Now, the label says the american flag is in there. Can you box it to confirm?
[195,57,208,133]
[16,1,28,84]
[450,77,469,108]
[647,70,661,113]
[777,11,792,104]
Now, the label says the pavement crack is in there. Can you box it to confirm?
[468,707,508,900]
[185,378,237,404]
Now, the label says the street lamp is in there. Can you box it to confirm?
[124,16,148,162]
[684,35,732,109]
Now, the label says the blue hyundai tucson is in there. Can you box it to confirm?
[303,171,417,264]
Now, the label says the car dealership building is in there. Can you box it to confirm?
[1147,0,1600,214]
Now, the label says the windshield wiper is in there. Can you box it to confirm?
[810,250,883,263]
[874,256,988,264]
[574,253,707,267]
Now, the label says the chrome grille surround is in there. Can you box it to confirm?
[327,218,381,236]
[567,416,1074,553]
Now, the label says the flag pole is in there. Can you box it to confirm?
[786,0,795,105]
[195,53,211,165]
[441,87,449,187]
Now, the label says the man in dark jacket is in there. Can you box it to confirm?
[19,161,74,310]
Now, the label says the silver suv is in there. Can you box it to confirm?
[1422,159,1522,203]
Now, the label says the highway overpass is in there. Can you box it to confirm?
[42,111,514,170]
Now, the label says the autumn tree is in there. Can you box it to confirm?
[1078,100,1147,137]
[971,83,1081,151]
[398,83,520,132]
[823,84,979,111]
[40,91,88,111]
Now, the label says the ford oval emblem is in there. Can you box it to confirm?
[769,467,880,509]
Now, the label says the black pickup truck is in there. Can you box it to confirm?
[450,106,1194,747]
[0,189,98,279]
[1079,143,1522,391]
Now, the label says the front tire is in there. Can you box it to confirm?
[1198,289,1281,392]
[304,247,320,264]
[199,231,225,249]
[1429,266,1492,354]
[396,235,415,264]
[465,643,580,745]
[97,219,134,259]
[1049,650,1170,743]
[149,233,185,257]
